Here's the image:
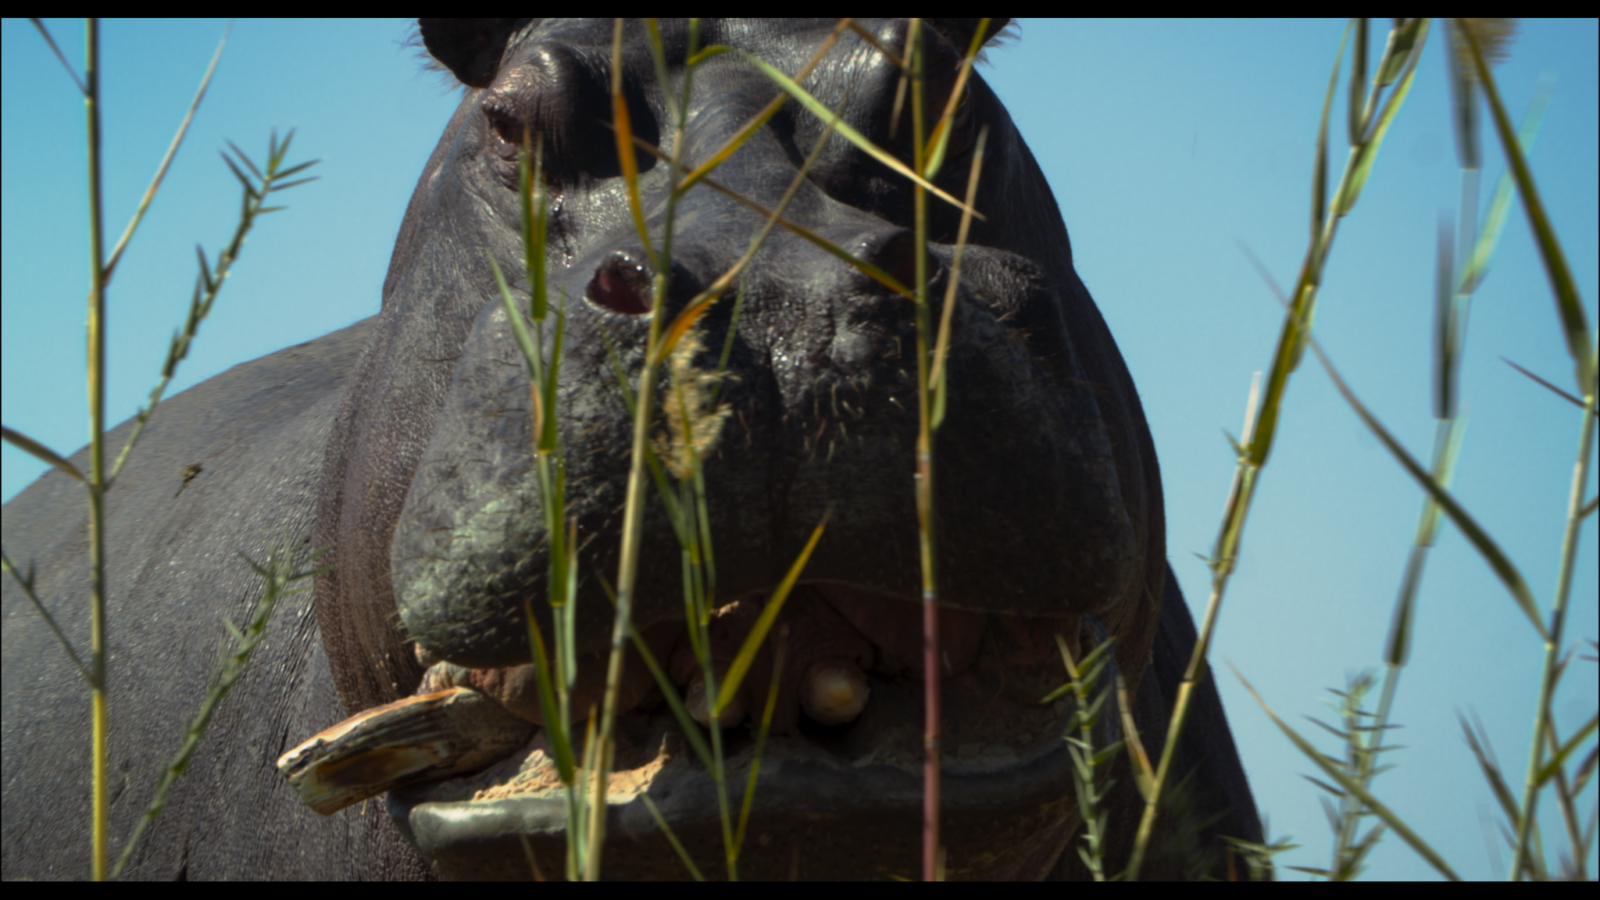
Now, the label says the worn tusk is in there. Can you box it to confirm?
[276,687,534,816]
[801,657,870,726]
[684,671,748,729]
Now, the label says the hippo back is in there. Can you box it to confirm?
[1,319,430,879]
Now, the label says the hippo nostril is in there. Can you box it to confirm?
[586,253,652,316]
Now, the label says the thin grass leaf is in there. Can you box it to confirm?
[1534,714,1599,786]
[1460,23,1594,394]
[638,793,705,881]
[639,82,889,365]
[611,19,656,273]
[1388,416,1467,669]
[1309,22,1352,249]
[621,616,714,771]
[677,20,850,194]
[1462,713,1523,831]
[1348,19,1370,146]
[1235,664,1460,880]
[31,18,87,93]
[1307,779,1343,809]
[1581,495,1597,521]
[103,28,226,282]
[1306,716,1352,741]
[1,425,85,481]
[487,255,542,382]
[738,52,981,221]
[628,129,916,307]
[224,139,265,183]
[1308,337,1549,640]
[1115,674,1156,802]
[111,538,309,878]
[921,18,987,180]
[1502,358,1586,409]
[1337,19,1430,216]
[1434,218,1460,419]
[1573,745,1598,795]
[1,549,90,682]
[1460,77,1553,297]
[716,516,827,715]
[734,625,788,859]
[929,125,987,432]
[524,609,576,785]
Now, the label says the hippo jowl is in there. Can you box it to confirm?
[2,19,1259,880]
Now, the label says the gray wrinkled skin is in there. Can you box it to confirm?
[3,18,1259,880]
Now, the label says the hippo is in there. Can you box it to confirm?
[2,18,1260,880]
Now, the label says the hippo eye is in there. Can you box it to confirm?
[484,105,529,159]
[480,46,659,185]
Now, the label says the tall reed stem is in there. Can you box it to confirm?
[81,18,109,882]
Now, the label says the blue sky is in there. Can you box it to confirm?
[3,19,1596,880]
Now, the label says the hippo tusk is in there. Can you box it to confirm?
[684,670,748,729]
[276,687,535,815]
[800,657,870,726]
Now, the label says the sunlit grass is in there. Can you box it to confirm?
[5,17,1592,883]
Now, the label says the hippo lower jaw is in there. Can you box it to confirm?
[382,590,1121,880]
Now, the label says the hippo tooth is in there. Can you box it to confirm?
[276,687,535,815]
[800,657,871,726]
[684,671,748,729]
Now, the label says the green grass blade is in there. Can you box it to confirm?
[676,20,850,194]
[1309,21,1351,248]
[1235,664,1460,880]
[1460,713,1523,836]
[1459,77,1553,297]
[715,517,827,716]
[30,18,87,93]
[921,17,987,180]
[487,255,542,382]
[1348,18,1369,146]
[639,794,705,881]
[735,625,788,858]
[1501,357,1586,409]
[1434,218,1460,420]
[103,26,227,283]
[611,18,657,272]
[623,620,714,770]
[929,125,987,432]
[1535,714,1598,786]
[738,52,980,221]
[1308,337,1548,641]
[1460,22,1594,394]
[523,608,576,785]
[1,425,84,481]
[1337,19,1430,216]
[2,549,90,682]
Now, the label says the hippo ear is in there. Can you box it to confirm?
[419,18,532,89]
[925,17,1013,52]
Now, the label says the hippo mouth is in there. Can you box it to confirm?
[395,587,1114,880]
[286,583,1119,879]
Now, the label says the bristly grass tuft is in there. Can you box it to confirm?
[1446,19,1519,82]
[657,327,731,481]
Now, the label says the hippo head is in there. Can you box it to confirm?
[311,18,1166,879]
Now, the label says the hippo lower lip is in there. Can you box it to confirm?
[382,589,1119,880]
